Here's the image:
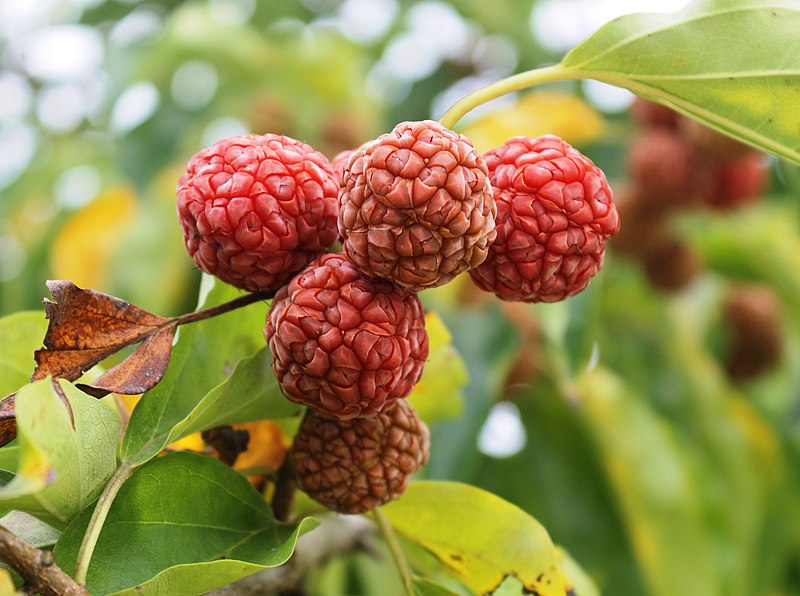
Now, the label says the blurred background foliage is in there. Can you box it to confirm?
[1,0,800,594]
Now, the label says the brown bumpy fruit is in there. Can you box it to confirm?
[724,284,782,380]
[265,253,428,420]
[177,134,339,292]
[338,119,496,290]
[628,129,701,205]
[292,399,430,514]
[470,135,619,303]
[701,151,769,210]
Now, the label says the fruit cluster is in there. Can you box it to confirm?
[613,98,770,291]
[176,120,619,514]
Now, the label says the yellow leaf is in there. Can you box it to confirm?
[463,92,604,154]
[51,187,138,289]
[381,481,565,596]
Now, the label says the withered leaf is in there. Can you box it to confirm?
[77,327,176,398]
[32,280,173,389]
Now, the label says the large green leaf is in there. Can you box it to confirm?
[0,312,47,395]
[0,380,119,529]
[54,451,318,595]
[381,481,565,596]
[562,0,800,163]
[121,277,281,466]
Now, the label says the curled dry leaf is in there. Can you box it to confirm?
[31,281,175,398]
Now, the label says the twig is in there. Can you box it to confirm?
[0,524,87,596]
[373,507,415,596]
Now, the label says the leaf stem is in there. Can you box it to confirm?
[74,463,134,586]
[172,290,274,327]
[373,507,414,596]
[438,63,588,129]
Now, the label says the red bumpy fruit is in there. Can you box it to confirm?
[177,134,339,292]
[265,253,428,420]
[292,399,430,514]
[470,135,620,303]
[338,120,496,290]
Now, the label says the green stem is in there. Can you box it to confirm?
[373,507,414,596]
[74,463,134,586]
[438,63,591,129]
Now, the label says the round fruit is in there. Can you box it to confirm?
[724,284,782,380]
[630,97,680,130]
[292,399,430,514]
[265,253,428,420]
[470,135,620,303]
[700,151,769,210]
[177,134,339,292]
[628,129,701,206]
[338,120,496,290]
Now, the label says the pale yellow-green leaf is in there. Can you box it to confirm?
[408,313,467,425]
[0,380,119,529]
[575,367,717,596]
[562,0,800,163]
[381,481,565,596]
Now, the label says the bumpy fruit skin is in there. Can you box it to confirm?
[177,134,339,292]
[292,399,429,514]
[470,135,620,303]
[330,149,355,185]
[338,120,496,290]
[265,253,428,420]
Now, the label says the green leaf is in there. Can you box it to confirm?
[408,312,467,425]
[123,347,300,467]
[0,312,47,395]
[0,511,60,548]
[0,447,19,474]
[0,379,119,529]
[54,451,318,595]
[381,481,565,596]
[412,576,461,596]
[562,0,800,163]
[121,277,279,466]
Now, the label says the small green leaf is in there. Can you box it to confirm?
[0,312,47,395]
[0,511,60,549]
[121,277,276,466]
[381,481,565,596]
[123,348,300,467]
[562,0,800,163]
[54,451,318,595]
[0,379,119,529]
[408,313,467,425]
[0,446,19,474]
